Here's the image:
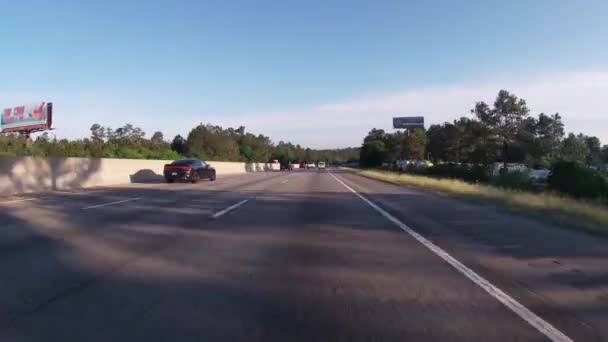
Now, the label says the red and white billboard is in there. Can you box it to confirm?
[1,102,53,133]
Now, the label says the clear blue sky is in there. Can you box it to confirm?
[2,0,607,147]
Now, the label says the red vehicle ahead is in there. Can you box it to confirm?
[299,162,306,169]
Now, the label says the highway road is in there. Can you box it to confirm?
[1,169,608,341]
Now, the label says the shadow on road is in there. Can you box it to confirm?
[1,178,607,341]
[129,169,164,184]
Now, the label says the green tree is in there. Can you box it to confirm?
[105,127,116,140]
[461,118,499,165]
[90,123,106,142]
[272,141,295,164]
[360,139,387,167]
[38,132,50,142]
[115,124,146,144]
[151,131,165,145]
[2,121,363,163]
[559,133,589,163]
[512,116,539,165]
[360,129,390,166]
[185,124,241,161]
[304,147,313,162]
[403,128,427,160]
[473,90,530,168]
[384,131,404,162]
[536,113,564,162]
[426,124,450,162]
[364,128,386,144]
[239,131,273,162]
[171,135,187,155]
[585,136,602,166]
[426,118,497,164]
[85,138,104,158]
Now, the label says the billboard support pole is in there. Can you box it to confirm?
[393,117,425,168]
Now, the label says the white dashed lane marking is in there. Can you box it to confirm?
[211,199,250,219]
[81,197,142,210]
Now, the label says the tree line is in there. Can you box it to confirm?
[360,90,607,169]
[0,122,359,165]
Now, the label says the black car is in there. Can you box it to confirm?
[163,159,216,183]
[280,162,293,171]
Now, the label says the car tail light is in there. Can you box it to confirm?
[164,164,191,171]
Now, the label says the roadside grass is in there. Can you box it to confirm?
[346,168,608,235]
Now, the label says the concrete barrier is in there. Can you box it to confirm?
[0,157,273,195]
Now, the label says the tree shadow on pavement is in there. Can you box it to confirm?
[0,190,548,341]
[1,183,608,341]
[129,169,164,184]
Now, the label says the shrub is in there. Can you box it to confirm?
[145,148,182,160]
[426,163,461,178]
[468,165,491,183]
[491,170,533,191]
[548,161,608,199]
[112,146,145,159]
[404,162,429,174]
[425,163,490,183]
[533,159,553,170]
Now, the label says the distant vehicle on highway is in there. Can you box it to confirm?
[317,161,326,169]
[280,162,293,171]
[163,159,216,183]
[306,162,316,169]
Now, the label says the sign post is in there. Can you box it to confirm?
[393,116,425,169]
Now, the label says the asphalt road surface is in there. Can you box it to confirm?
[1,169,608,341]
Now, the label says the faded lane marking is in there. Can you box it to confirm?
[0,198,38,205]
[281,180,289,184]
[81,197,142,210]
[211,199,250,219]
[329,171,573,342]
[52,190,105,196]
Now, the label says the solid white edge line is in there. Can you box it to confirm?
[211,199,250,219]
[81,197,142,210]
[329,171,574,342]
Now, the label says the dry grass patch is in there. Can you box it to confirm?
[350,169,608,234]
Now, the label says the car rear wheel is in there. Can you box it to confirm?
[166,179,174,183]
[191,173,199,184]
[209,173,216,181]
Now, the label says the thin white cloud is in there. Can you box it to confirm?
[217,70,608,148]
[3,70,607,149]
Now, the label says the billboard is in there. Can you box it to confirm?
[1,102,53,133]
[393,116,424,129]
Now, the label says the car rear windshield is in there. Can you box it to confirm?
[171,160,195,166]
